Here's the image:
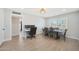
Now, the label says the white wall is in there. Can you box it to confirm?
[45,11,79,40]
[3,9,11,41]
[0,9,11,45]
[22,13,45,35]
[67,12,79,39]
[0,9,4,45]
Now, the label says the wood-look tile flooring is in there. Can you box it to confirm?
[0,35,79,51]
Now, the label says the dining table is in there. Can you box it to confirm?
[48,28,64,39]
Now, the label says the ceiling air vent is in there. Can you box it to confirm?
[12,11,21,15]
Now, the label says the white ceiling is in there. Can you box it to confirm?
[11,8,79,17]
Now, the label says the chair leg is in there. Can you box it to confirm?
[64,36,66,42]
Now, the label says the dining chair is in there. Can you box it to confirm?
[48,27,54,37]
[58,29,67,41]
[43,27,48,36]
[29,27,37,38]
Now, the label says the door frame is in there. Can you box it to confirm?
[11,14,22,39]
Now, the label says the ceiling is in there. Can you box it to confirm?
[11,8,79,17]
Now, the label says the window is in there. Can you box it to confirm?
[47,18,65,28]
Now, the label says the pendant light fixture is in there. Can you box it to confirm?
[40,8,46,14]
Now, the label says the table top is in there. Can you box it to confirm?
[24,29,30,32]
[53,29,64,33]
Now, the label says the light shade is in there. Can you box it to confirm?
[40,8,46,14]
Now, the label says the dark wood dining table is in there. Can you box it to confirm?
[48,29,64,39]
[53,29,64,39]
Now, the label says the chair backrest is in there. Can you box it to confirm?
[54,27,59,30]
[49,27,53,30]
[64,29,67,36]
[48,27,53,32]
[43,27,48,32]
[30,27,37,35]
[33,27,37,35]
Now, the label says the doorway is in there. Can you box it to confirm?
[11,15,22,38]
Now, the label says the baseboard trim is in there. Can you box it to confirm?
[0,41,3,46]
[67,36,79,40]
[0,37,11,46]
